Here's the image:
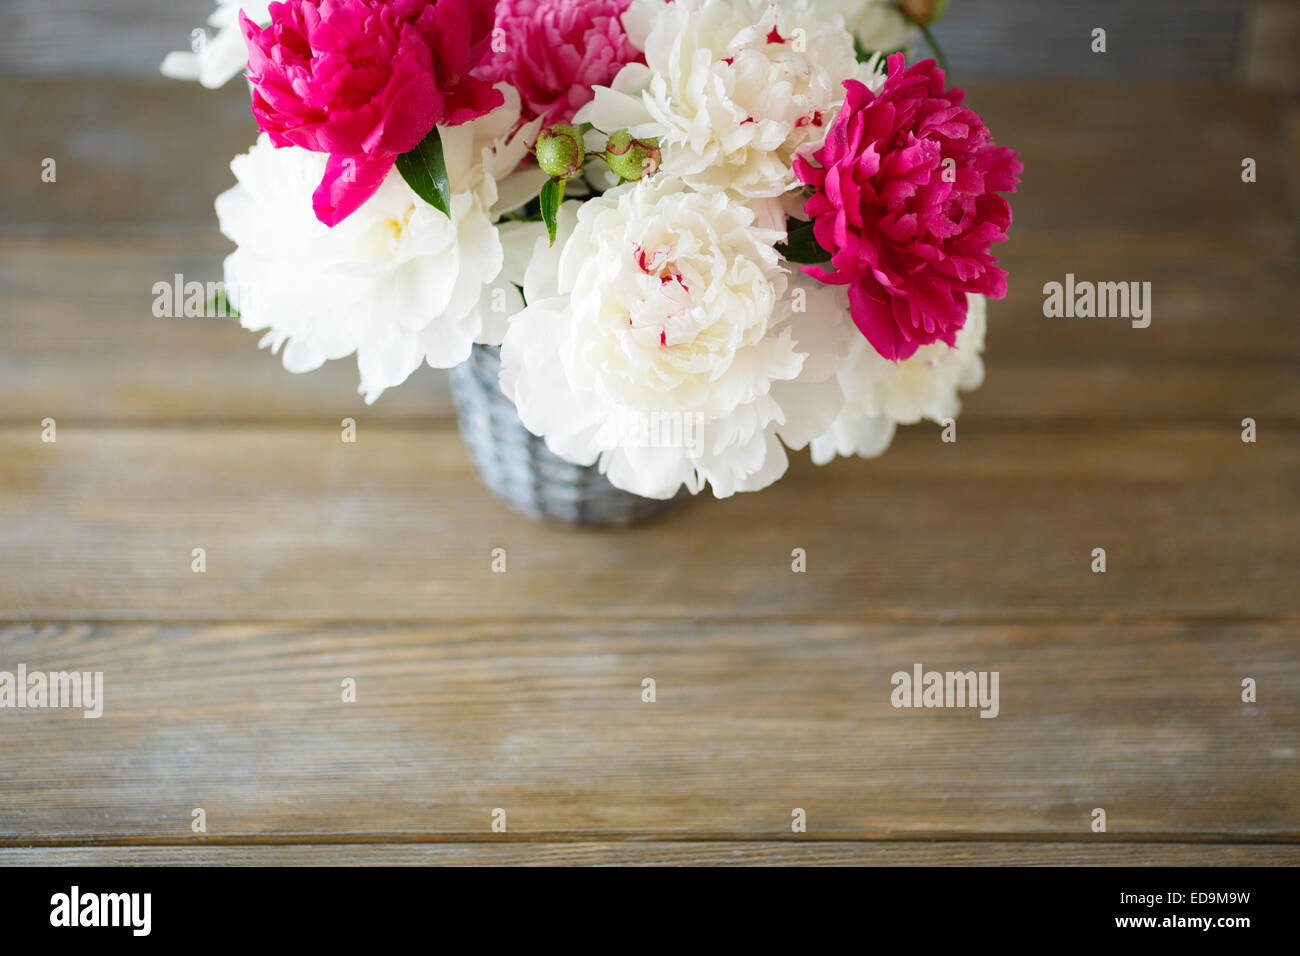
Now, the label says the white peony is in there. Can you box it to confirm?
[577,0,862,201]
[216,89,547,403]
[160,0,270,89]
[500,175,849,499]
[817,0,917,56]
[810,293,987,463]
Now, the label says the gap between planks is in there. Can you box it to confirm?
[1,420,1297,432]
[5,842,1299,866]
[2,613,1299,628]
[5,833,1300,848]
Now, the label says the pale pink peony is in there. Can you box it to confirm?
[795,54,1021,361]
[476,0,644,126]
[242,0,503,226]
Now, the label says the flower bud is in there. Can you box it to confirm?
[535,124,585,179]
[900,0,948,27]
[604,130,662,182]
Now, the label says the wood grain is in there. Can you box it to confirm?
[5,80,1292,246]
[1,843,1296,867]
[0,0,1246,81]
[0,236,450,424]
[1243,0,1300,90]
[0,426,1295,622]
[934,0,1245,81]
[1,620,1295,842]
[0,79,254,234]
[0,0,221,80]
[1,67,1296,864]
[2,236,1297,426]
[2,79,1294,427]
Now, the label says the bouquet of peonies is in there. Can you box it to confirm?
[164,0,1020,516]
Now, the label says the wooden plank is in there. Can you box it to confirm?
[0,426,1294,622]
[2,235,1297,425]
[1289,101,1300,225]
[966,81,1293,251]
[0,235,450,424]
[3,80,1292,248]
[0,1,1246,81]
[0,79,255,233]
[0,620,1295,841]
[1243,0,1300,90]
[1,842,1297,867]
[1,0,224,79]
[2,76,1294,424]
[935,1,1245,81]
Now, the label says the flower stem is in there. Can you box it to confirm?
[919,22,948,72]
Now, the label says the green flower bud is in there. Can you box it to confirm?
[604,130,662,182]
[900,0,948,27]
[535,124,585,180]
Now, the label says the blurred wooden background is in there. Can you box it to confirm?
[0,1,1297,865]
[0,0,1273,80]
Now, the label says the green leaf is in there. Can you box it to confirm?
[777,220,831,264]
[395,126,451,218]
[540,177,566,246]
[208,287,239,320]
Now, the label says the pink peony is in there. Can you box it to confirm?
[795,53,1021,361]
[242,0,503,226]
[476,0,643,126]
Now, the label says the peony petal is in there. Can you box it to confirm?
[311,152,393,227]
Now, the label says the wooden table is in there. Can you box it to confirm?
[1,78,1297,866]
